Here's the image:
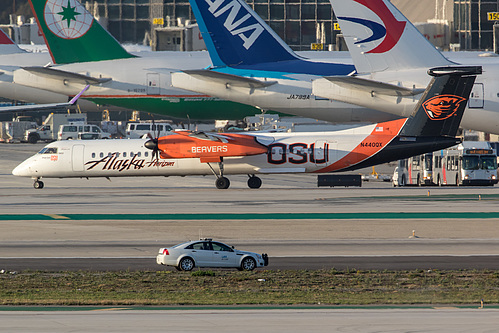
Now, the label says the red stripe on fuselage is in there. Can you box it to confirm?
[316,118,407,172]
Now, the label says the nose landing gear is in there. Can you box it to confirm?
[33,178,44,189]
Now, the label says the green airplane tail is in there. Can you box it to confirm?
[29,0,135,64]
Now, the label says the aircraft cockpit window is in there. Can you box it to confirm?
[38,147,58,154]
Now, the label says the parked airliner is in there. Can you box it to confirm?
[312,0,499,134]
[13,66,479,189]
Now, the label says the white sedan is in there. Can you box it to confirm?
[156,239,269,271]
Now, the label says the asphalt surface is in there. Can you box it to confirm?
[1,143,499,272]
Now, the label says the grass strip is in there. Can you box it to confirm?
[1,269,498,306]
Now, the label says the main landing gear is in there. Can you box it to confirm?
[33,178,44,189]
[207,159,262,189]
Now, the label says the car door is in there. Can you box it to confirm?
[186,241,213,267]
[211,242,238,267]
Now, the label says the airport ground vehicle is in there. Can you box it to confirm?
[393,142,498,186]
[156,239,268,271]
[58,124,112,140]
[25,113,87,143]
[125,121,173,139]
[0,116,38,142]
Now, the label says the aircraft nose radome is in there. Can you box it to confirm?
[12,160,31,177]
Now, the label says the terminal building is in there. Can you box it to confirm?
[76,0,499,51]
[3,0,499,52]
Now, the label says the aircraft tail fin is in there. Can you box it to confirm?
[400,66,481,137]
[29,0,135,64]
[330,0,453,73]
[188,0,299,67]
[0,29,25,54]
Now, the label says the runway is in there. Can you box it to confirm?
[1,308,499,333]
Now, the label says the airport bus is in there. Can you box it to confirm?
[393,142,498,186]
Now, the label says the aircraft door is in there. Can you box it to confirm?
[72,144,85,172]
[147,73,160,95]
[469,83,484,108]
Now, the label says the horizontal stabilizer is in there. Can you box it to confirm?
[323,76,425,97]
[22,66,112,85]
[0,85,89,113]
[182,70,277,89]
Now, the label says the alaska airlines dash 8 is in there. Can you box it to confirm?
[13,66,479,189]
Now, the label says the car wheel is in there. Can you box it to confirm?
[240,257,256,271]
[178,257,195,271]
[28,134,38,144]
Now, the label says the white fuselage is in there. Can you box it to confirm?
[12,124,389,182]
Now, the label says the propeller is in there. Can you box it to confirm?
[144,116,162,162]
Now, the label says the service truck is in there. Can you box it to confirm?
[24,113,87,143]
[0,116,38,143]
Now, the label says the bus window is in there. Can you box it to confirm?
[480,156,497,170]
[462,156,479,170]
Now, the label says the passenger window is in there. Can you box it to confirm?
[93,127,100,133]
[84,126,90,132]
[212,242,231,252]
[191,243,205,250]
[130,152,134,157]
[145,152,149,157]
[92,153,95,158]
[137,152,141,157]
[123,152,127,157]
[100,152,104,158]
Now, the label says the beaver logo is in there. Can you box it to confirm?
[422,95,466,120]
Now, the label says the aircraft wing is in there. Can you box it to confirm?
[323,76,425,97]
[0,85,90,113]
[181,70,277,89]
[22,66,112,85]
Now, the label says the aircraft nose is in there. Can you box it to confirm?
[12,159,33,177]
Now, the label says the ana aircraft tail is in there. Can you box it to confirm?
[189,0,299,67]
[0,29,25,54]
[29,0,135,64]
[330,0,453,73]
[401,66,481,137]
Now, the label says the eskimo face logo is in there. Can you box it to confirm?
[422,95,466,120]
[44,0,93,39]
[338,0,406,54]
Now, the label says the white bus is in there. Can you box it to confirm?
[393,142,498,186]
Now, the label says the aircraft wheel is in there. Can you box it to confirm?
[34,180,44,189]
[215,177,230,189]
[247,176,262,189]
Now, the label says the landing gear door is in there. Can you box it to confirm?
[468,83,484,108]
[72,144,85,172]
[147,73,160,95]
